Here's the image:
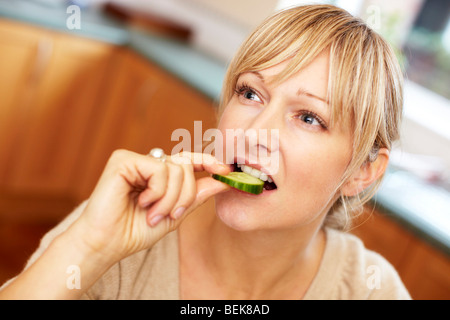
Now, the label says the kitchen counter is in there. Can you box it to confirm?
[0,0,226,101]
[129,31,226,102]
[375,168,450,255]
[1,0,449,256]
[0,0,129,45]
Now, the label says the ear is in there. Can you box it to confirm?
[341,148,390,197]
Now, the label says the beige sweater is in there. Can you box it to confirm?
[3,201,411,300]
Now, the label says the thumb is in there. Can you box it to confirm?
[193,176,230,208]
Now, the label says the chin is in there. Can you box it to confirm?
[214,193,268,232]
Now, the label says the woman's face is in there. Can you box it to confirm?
[214,51,354,231]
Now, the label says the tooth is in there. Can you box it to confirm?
[267,176,273,183]
[242,165,252,174]
[250,168,261,178]
[242,165,269,181]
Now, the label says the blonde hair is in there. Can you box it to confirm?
[217,5,404,230]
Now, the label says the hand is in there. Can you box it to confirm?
[70,149,230,264]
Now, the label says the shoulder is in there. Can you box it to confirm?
[305,228,411,300]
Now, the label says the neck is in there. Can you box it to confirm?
[185,209,326,299]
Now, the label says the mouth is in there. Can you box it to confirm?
[232,163,278,191]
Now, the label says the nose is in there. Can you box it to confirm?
[244,105,280,166]
[245,128,279,157]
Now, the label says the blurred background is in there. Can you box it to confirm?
[0,0,449,299]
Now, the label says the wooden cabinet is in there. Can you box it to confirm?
[0,20,217,284]
[0,19,117,210]
[351,206,450,300]
[0,20,49,187]
[9,33,115,195]
[398,238,450,300]
[0,19,217,222]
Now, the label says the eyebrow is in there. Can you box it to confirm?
[248,71,329,105]
[296,87,329,105]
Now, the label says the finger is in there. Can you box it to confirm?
[170,152,230,176]
[103,150,168,208]
[136,159,169,208]
[146,162,184,226]
[156,176,231,234]
[169,162,197,220]
[188,176,231,212]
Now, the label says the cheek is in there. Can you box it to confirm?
[217,103,249,131]
[285,142,351,201]
[271,152,348,227]
[216,104,254,162]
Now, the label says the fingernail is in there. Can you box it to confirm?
[219,164,230,173]
[141,200,151,208]
[173,207,186,220]
[150,215,163,227]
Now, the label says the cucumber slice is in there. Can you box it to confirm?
[212,172,264,194]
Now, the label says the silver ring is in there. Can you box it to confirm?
[148,148,167,162]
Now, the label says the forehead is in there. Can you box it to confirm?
[239,51,330,103]
[255,51,329,79]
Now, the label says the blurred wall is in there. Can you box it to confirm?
[106,0,278,62]
[360,0,425,46]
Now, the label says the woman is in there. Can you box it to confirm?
[0,5,410,299]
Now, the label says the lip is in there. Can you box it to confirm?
[232,156,277,185]
[230,184,278,197]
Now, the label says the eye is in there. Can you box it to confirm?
[296,111,327,129]
[235,83,262,103]
[300,113,320,125]
[243,90,260,101]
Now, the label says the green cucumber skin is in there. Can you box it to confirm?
[212,173,264,195]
